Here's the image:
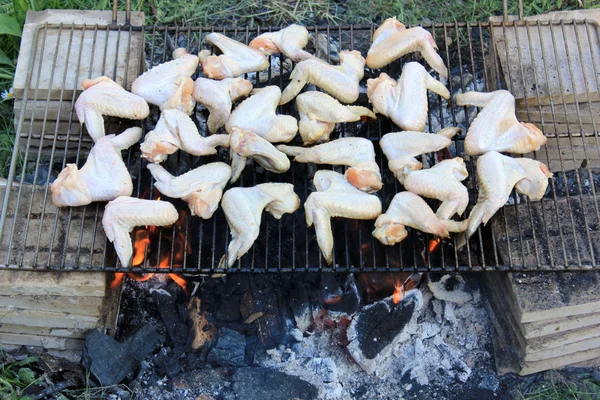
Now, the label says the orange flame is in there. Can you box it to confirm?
[428,238,441,253]
[393,281,404,304]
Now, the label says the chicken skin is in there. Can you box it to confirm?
[75,77,149,142]
[193,77,253,133]
[199,33,269,79]
[403,157,469,220]
[103,196,179,267]
[277,137,382,193]
[222,183,300,267]
[467,151,552,238]
[140,109,230,163]
[367,62,450,131]
[455,90,548,155]
[373,192,468,246]
[230,127,291,183]
[379,127,460,184]
[249,24,315,62]
[366,17,448,78]
[147,162,231,219]
[296,91,376,145]
[51,127,142,207]
[279,50,365,105]
[226,86,298,143]
[305,170,382,264]
[131,48,198,115]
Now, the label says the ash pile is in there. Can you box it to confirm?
[81,272,498,399]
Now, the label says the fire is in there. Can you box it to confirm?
[109,205,191,291]
[393,281,404,304]
[428,237,441,253]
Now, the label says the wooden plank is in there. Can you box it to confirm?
[0,294,103,316]
[13,10,144,100]
[0,307,99,329]
[0,271,106,297]
[520,347,600,376]
[0,323,86,339]
[525,334,600,362]
[0,332,83,350]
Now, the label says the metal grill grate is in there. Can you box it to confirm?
[1,19,600,273]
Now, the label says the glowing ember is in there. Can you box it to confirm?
[428,237,441,253]
[393,281,404,304]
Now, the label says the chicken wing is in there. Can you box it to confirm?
[279,50,365,105]
[199,33,269,79]
[51,127,142,207]
[229,127,291,183]
[103,196,179,267]
[403,157,469,220]
[131,48,198,115]
[366,17,448,78]
[373,192,468,246]
[226,86,298,143]
[222,183,300,267]
[455,90,548,155]
[147,162,231,218]
[193,77,253,133]
[140,109,230,163]
[249,24,315,62]
[75,77,149,142]
[379,127,460,184]
[296,91,376,145]
[277,137,382,193]
[367,62,450,131]
[305,170,382,264]
[467,151,552,238]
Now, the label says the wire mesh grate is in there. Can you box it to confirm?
[1,19,600,273]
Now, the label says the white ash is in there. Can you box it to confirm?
[257,281,492,399]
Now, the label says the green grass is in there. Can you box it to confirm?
[516,370,600,400]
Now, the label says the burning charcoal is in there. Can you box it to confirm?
[323,274,360,317]
[346,290,423,374]
[188,297,217,351]
[154,348,182,378]
[428,274,473,305]
[289,281,316,332]
[232,367,318,400]
[150,288,192,352]
[207,328,247,367]
[82,323,163,386]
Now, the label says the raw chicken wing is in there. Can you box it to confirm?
[379,127,460,184]
[75,77,149,142]
[226,86,298,143]
[51,127,142,207]
[222,183,300,267]
[277,137,382,193]
[305,170,382,264]
[366,17,448,77]
[103,196,179,267]
[455,90,547,155]
[249,24,315,62]
[230,127,291,183]
[140,109,230,163]
[296,91,376,145]
[147,162,231,218]
[199,33,269,79]
[403,157,469,220]
[131,48,198,115]
[367,62,450,131]
[467,151,551,237]
[373,192,468,246]
[279,50,365,105]
[193,77,253,133]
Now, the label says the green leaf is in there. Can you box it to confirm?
[13,356,38,366]
[0,14,22,37]
[0,49,13,66]
[17,368,35,384]
[12,0,29,26]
